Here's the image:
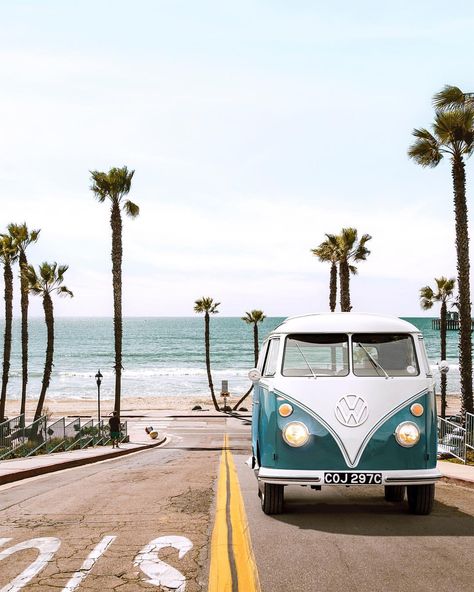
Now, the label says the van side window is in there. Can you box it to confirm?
[257,341,269,372]
[263,339,280,377]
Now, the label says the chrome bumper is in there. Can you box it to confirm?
[257,467,442,486]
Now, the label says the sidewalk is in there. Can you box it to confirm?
[438,460,474,488]
[0,429,166,486]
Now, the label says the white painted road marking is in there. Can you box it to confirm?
[61,535,117,591]
[134,535,193,591]
[0,537,61,592]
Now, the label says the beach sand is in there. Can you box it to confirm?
[4,393,461,420]
[4,394,247,419]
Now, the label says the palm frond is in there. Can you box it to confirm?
[433,85,467,111]
[123,200,140,218]
[420,297,434,310]
[433,109,474,148]
[408,135,443,167]
[7,223,41,251]
[58,286,74,298]
[90,166,135,203]
[0,234,19,263]
[194,296,219,314]
[242,310,266,324]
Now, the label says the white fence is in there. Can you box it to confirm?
[437,412,474,464]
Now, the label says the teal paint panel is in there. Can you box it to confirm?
[258,391,435,471]
[357,393,431,469]
[259,387,279,467]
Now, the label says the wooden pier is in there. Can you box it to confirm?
[432,319,474,330]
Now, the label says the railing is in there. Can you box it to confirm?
[0,415,25,458]
[0,416,47,460]
[0,416,128,460]
[466,412,474,456]
[438,417,466,462]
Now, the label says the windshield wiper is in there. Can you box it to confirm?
[357,343,389,379]
[294,343,317,378]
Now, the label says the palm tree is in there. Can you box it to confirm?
[7,223,40,419]
[194,297,220,411]
[233,310,266,411]
[26,263,73,422]
[0,235,18,421]
[337,228,372,312]
[409,87,474,418]
[90,166,139,416]
[311,234,339,311]
[420,277,456,418]
[432,85,474,111]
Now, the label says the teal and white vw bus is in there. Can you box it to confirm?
[249,313,440,515]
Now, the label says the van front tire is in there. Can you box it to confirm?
[407,484,435,515]
[384,485,405,502]
[261,483,284,515]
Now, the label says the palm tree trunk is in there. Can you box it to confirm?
[0,261,13,422]
[232,385,253,411]
[329,262,337,312]
[204,312,219,410]
[253,323,259,366]
[34,293,54,422]
[111,200,123,416]
[340,260,351,312]
[19,251,29,419]
[452,156,473,418]
[440,301,447,419]
[233,323,260,411]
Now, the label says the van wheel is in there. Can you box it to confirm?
[407,484,435,515]
[260,483,284,515]
[384,485,405,502]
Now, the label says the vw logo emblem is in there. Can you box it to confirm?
[335,395,368,427]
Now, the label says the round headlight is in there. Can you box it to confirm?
[395,421,420,447]
[410,403,424,417]
[283,422,310,447]
[279,403,293,417]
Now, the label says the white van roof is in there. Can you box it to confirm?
[271,313,420,335]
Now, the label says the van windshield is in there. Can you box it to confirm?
[352,334,419,377]
[282,334,349,377]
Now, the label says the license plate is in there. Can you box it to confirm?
[324,472,382,485]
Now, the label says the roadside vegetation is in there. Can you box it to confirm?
[232,310,266,411]
[90,166,139,416]
[26,263,73,422]
[420,277,456,418]
[409,85,474,418]
[312,227,372,312]
[194,297,220,411]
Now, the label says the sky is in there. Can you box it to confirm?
[0,0,473,318]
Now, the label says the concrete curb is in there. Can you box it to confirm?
[440,475,474,489]
[0,436,167,486]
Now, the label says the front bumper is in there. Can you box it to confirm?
[257,467,442,486]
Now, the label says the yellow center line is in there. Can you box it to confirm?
[208,435,261,592]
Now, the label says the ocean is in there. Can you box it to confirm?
[0,316,467,401]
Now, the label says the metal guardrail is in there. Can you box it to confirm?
[0,415,25,458]
[0,415,128,460]
[0,416,48,460]
[465,412,474,456]
[438,417,466,462]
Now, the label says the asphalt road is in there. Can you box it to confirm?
[0,415,249,592]
[1,414,473,592]
[236,456,474,592]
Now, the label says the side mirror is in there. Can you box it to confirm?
[248,368,262,382]
[439,360,450,374]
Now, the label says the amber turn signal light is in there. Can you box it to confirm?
[410,403,424,417]
[279,403,293,417]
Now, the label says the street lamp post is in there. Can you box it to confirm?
[95,370,103,422]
